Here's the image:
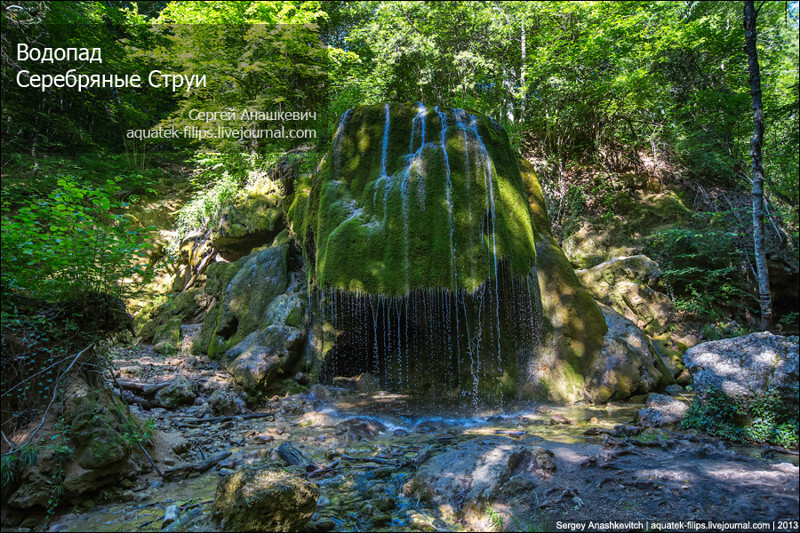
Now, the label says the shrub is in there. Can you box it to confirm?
[1,176,149,305]
[646,219,754,320]
[682,387,799,449]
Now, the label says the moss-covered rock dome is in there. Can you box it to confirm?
[289,103,536,295]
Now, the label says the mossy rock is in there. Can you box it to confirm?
[226,325,305,392]
[586,304,674,403]
[197,245,290,358]
[65,377,131,471]
[576,255,674,335]
[152,316,181,354]
[212,189,286,260]
[213,464,318,532]
[138,288,207,344]
[205,257,248,299]
[260,294,305,329]
[289,103,535,296]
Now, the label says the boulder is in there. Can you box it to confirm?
[335,418,387,440]
[197,245,289,357]
[208,390,245,416]
[683,332,799,407]
[637,393,689,427]
[576,255,674,335]
[402,437,524,521]
[211,187,285,261]
[261,293,304,329]
[155,376,196,409]
[226,325,304,391]
[213,464,318,532]
[7,377,133,509]
[587,304,674,403]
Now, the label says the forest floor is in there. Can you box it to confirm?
[40,330,800,533]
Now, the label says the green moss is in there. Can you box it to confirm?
[289,103,536,297]
[205,257,248,299]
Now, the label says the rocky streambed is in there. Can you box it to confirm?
[10,339,797,533]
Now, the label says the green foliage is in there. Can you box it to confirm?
[1,446,37,489]
[682,387,799,448]
[171,150,288,248]
[1,177,149,304]
[646,219,755,320]
[120,417,156,448]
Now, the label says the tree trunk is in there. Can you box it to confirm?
[744,0,773,331]
[521,22,526,121]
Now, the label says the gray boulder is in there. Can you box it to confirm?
[155,376,196,409]
[683,332,799,406]
[587,304,674,403]
[402,437,524,520]
[226,325,304,391]
[637,393,689,427]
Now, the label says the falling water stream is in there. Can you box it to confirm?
[322,105,541,410]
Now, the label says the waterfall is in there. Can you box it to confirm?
[436,107,458,290]
[318,104,540,409]
[333,109,353,176]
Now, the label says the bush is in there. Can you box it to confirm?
[646,219,755,320]
[682,387,799,449]
[1,176,149,304]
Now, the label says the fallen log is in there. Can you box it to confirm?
[342,454,395,465]
[277,442,317,472]
[163,451,232,481]
[178,412,275,427]
[117,380,170,396]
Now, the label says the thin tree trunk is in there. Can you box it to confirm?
[744,0,773,331]
[521,22,526,122]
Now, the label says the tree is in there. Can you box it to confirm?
[744,0,773,331]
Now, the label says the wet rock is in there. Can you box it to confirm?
[213,464,318,531]
[683,332,799,407]
[307,384,328,401]
[155,376,196,409]
[294,372,311,386]
[355,373,379,393]
[403,437,523,520]
[336,418,387,440]
[534,404,550,414]
[393,428,409,437]
[549,414,571,425]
